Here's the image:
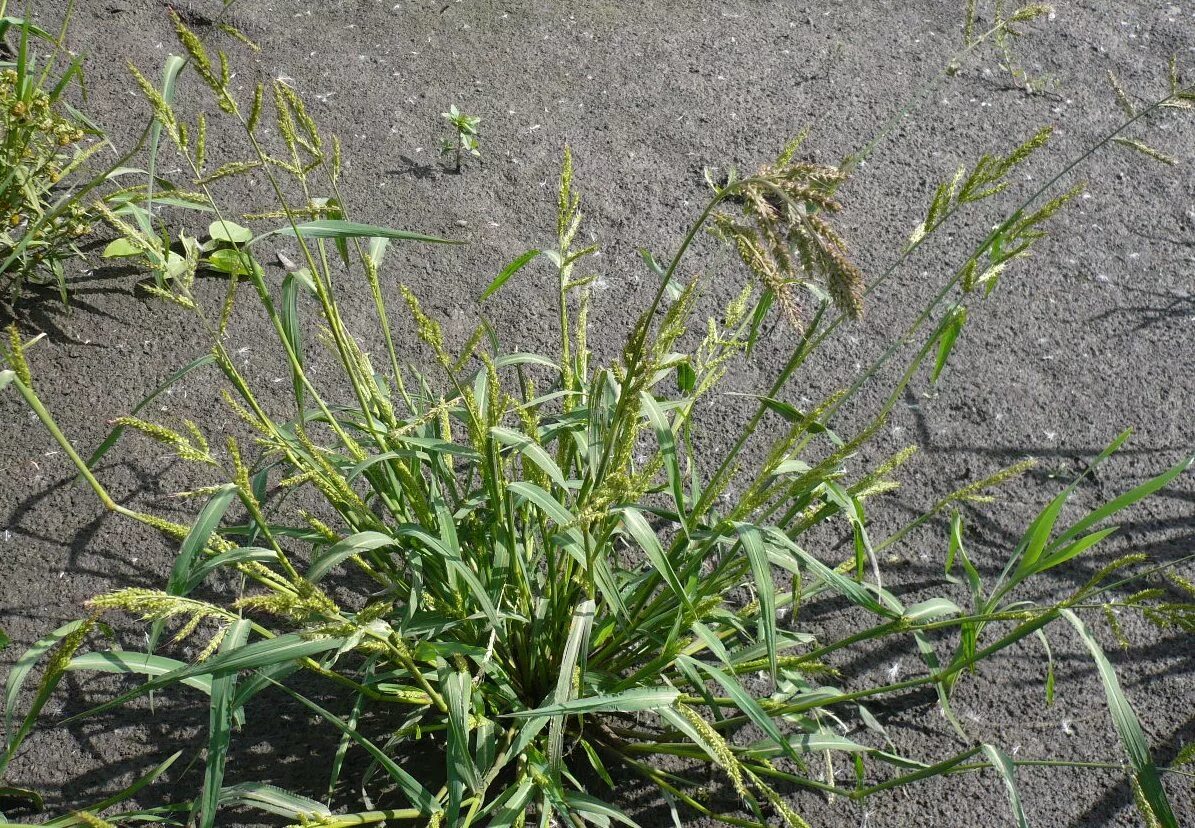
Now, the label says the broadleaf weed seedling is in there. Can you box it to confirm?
[2,6,1194,828]
[440,103,481,173]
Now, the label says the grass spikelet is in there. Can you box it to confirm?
[278,84,322,153]
[5,325,32,387]
[744,769,812,828]
[951,457,1037,503]
[712,151,865,326]
[400,284,451,370]
[675,703,748,800]
[963,0,978,44]
[136,512,196,543]
[110,416,183,446]
[711,214,802,329]
[1011,182,1085,238]
[822,238,864,319]
[479,350,506,427]
[195,112,207,172]
[776,126,811,166]
[218,271,239,336]
[302,512,341,544]
[218,22,261,52]
[1003,124,1054,169]
[227,436,254,500]
[87,589,235,648]
[853,444,918,498]
[182,420,210,457]
[128,61,181,147]
[263,154,303,177]
[1076,554,1148,597]
[1175,742,1195,767]
[273,82,299,156]
[221,388,270,435]
[1107,70,1136,118]
[247,82,264,134]
[652,277,699,365]
[43,619,95,688]
[723,282,754,329]
[1165,571,1195,597]
[1009,3,1053,23]
[923,165,966,235]
[112,416,216,464]
[236,579,339,623]
[1111,137,1176,166]
[558,145,578,239]
[196,624,229,662]
[453,322,486,373]
[71,812,115,828]
[170,12,213,80]
[280,470,317,488]
[1130,774,1165,828]
[194,160,262,187]
[437,398,456,471]
[1102,604,1130,648]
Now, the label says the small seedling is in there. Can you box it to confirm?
[440,104,480,172]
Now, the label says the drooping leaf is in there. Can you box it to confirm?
[444,670,479,822]
[981,743,1029,828]
[491,426,569,490]
[101,237,142,258]
[263,220,459,246]
[621,509,691,613]
[217,782,330,821]
[205,248,257,276]
[307,531,395,583]
[1063,610,1177,828]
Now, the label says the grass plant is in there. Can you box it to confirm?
[0,1,101,309]
[1,5,1193,828]
[0,2,215,317]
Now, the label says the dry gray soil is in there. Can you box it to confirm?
[1,1,1194,826]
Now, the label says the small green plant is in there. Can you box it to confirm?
[0,5,102,308]
[0,2,200,316]
[962,2,1056,93]
[440,104,481,172]
[2,7,1194,828]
